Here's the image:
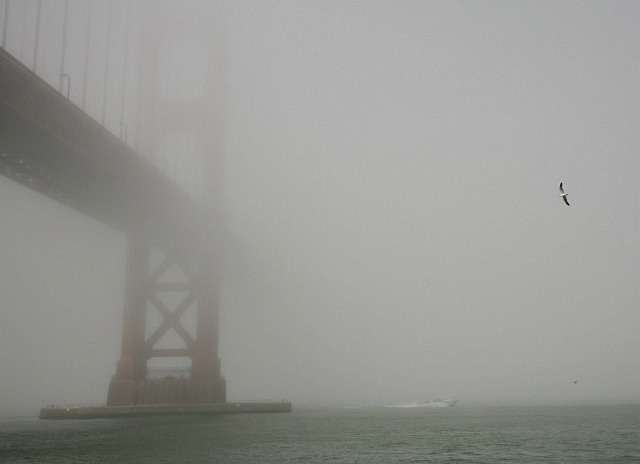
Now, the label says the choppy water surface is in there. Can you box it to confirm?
[1,405,639,463]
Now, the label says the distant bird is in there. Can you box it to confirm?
[573,380,579,384]
[559,182,570,206]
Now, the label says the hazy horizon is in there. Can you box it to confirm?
[1,0,639,416]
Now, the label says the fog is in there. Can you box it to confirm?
[1,1,639,416]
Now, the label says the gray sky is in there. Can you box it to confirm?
[1,1,639,415]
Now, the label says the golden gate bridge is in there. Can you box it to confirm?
[1,0,286,416]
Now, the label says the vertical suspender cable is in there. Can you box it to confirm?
[2,0,10,49]
[32,0,42,71]
[102,0,113,125]
[135,2,150,156]
[19,0,26,57]
[134,22,143,153]
[119,2,130,143]
[82,0,92,111]
[59,0,69,96]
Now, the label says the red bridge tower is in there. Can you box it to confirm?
[107,3,227,406]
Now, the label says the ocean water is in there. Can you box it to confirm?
[1,405,639,463]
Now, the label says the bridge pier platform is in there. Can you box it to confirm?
[39,401,292,420]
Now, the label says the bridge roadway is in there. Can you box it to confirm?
[0,47,211,255]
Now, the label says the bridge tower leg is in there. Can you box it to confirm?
[107,236,148,406]
[108,1,227,407]
[191,253,226,403]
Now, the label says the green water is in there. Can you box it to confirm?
[1,405,639,463]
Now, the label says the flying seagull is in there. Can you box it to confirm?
[559,182,570,206]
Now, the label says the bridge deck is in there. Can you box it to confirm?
[0,47,210,253]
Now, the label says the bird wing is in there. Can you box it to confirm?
[563,196,570,206]
[559,182,564,193]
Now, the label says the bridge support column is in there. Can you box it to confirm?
[107,236,149,406]
[191,255,226,403]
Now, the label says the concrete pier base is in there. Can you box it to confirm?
[107,376,226,406]
[40,401,292,420]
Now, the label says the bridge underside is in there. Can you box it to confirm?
[0,47,208,257]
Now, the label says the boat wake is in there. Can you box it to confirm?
[384,399,457,408]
